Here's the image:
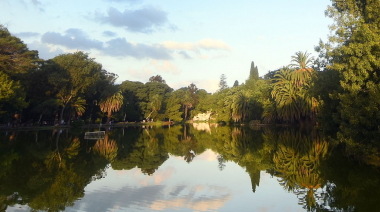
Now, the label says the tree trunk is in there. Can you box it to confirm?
[59,105,66,125]
[106,110,112,124]
[38,111,46,125]
[184,106,188,121]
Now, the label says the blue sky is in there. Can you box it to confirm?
[0,0,332,93]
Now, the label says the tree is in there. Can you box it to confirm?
[33,98,60,124]
[181,91,194,121]
[323,0,380,152]
[219,74,228,91]
[67,97,86,120]
[48,51,102,125]
[290,51,314,86]
[230,90,251,123]
[269,66,318,124]
[233,80,239,87]
[149,75,166,84]
[0,25,39,77]
[165,95,182,123]
[146,94,162,120]
[99,89,124,124]
[249,61,259,81]
[133,81,173,121]
[0,71,28,121]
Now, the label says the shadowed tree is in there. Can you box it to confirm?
[48,51,102,125]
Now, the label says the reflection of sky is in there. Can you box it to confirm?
[7,149,304,212]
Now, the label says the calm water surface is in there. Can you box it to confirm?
[1,124,379,212]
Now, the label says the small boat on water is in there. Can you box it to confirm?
[84,131,105,140]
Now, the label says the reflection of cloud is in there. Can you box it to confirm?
[71,180,233,212]
[114,167,175,186]
[194,149,218,162]
[95,6,169,33]
[138,166,175,186]
[149,185,232,211]
[149,195,230,211]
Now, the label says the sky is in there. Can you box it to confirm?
[0,0,333,93]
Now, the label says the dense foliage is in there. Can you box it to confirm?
[1,0,380,154]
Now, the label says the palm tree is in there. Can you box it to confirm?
[290,51,315,86]
[67,97,86,122]
[99,90,124,124]
[271,67,302,122]
[270,66,319,123]
[230,91,251,123]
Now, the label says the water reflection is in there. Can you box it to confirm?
[0,125,379,211]
[271,130,329,210]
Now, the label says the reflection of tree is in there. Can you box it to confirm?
[111,128,168,175]
[212,126,274,193]
[163,125,203,164]
[317,147,380,212]
[272,130,329,210]
[217,155,226,171]
[2,126,380,212]
[28,167,86,212]
[0,130,109,212]
[93,139,118,162]
[92,131,118,162]
[45,131,81,170]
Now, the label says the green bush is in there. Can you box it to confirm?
[95,118,102,124]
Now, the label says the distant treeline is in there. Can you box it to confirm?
[1,0,380,154]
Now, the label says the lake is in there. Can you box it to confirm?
[1,124,379,212]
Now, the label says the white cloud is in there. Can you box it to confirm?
[126,60,180,81]
[168,79,218,93]
[162,38,232,52]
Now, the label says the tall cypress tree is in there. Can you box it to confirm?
[249,61,259,80]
